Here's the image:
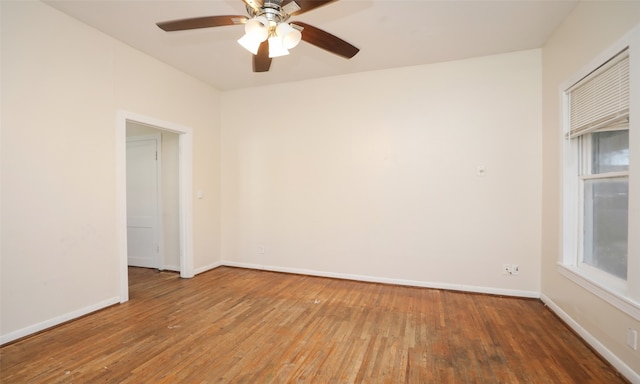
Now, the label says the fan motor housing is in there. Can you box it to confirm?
[247,1,290,25]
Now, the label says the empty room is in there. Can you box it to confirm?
[1,0,639,382]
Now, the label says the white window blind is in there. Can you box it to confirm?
[567,49,630,139]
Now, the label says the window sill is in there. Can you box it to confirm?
[558,263,640,321]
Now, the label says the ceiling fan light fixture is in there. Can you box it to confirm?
[244,16,269,40]
[237,33,262,55]
[268,34,289,58]
[237,16,269,54]
[276,22,302,49]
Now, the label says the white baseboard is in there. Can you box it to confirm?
[0,296,120,346]
[221,260,540,299]
[541,293,640,384]
[193,261,223,276]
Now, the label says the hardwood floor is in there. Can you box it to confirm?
[0,267,628,383]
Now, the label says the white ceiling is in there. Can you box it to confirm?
[44,0,578,91]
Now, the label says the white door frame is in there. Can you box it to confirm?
[116,110,194,303]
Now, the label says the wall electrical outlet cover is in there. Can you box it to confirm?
[502,264,511,275]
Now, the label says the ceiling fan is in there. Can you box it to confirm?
[156,0,360,72]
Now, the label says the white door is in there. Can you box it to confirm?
[126,135,161,268]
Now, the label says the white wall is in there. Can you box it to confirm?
[221,50,542,296]
[541,1,640,379]
[0,1,221,342]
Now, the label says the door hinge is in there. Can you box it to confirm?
[155,151,158,160]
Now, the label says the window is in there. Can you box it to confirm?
[561,38,640,318]
[580,128,629,280]
[569,49,630,282]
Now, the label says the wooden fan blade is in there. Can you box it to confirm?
[253,41,272,72]
[292,22,359,59]
[157,15,247,31]
[282,0,337,16]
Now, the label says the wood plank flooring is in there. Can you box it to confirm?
[0,267,628,383]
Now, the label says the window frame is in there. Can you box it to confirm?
[560,25,640,321]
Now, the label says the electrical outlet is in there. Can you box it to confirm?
[627,328,638,351]
[258,245,265,254]
[502,264,511,275]
[510,265,519,275]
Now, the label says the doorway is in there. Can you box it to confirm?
[117,110,194,303]
[126,133,163,269]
